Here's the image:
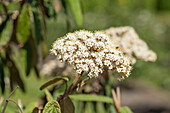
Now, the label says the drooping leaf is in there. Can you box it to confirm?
[16,4,31,44]
[22,34,38,76]
[120,106,133,113]
[40,77,69,90]
[70,94,113,104]
[45,89,53,102]
[6,47,25,92]
[32,10,43,44]
[0,18,12,46]
[0,55,5,93]
[60,96,74,113]
[67,0,83,27]
[43,100,61,113]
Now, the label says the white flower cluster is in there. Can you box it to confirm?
[105,26,157,64]
[51,30,132,78]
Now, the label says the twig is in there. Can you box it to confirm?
[112,87,121,113]
[8,99,23,113]
[2,86,22,113]
[70,77,93,95]
[58,73,83,103]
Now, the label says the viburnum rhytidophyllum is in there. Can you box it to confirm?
[105,27,157,65]
[50,30,132,79]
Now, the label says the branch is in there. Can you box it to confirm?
[2,86,22,113]
[57,73,83,103]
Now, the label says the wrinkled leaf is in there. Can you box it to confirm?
[45,89,53,102]
[70,94,113,104]
[40,77,69,90]
[43,100,61,113]
[68,0,83,27]
[16,4,31,44]
[60,96,74,113]
[0,18,12,46]
[120,106,133,113]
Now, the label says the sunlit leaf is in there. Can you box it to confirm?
[43,100,61,113]
[16,4,31,44]
[70,94,113,104]
[0,18,12,46]
[60,96,74,113]
[120,106,133,113]
[45,89,53,102]
[68,0,83,27]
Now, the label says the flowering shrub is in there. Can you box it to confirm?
[51,30,132,78]
[105,27,157,64]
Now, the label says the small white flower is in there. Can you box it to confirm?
[51,30,132,78]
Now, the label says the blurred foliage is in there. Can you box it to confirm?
[1,0,170,113]
[0,0,83,93]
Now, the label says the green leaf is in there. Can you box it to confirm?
[72,100,83,113]
[68,0,83,27]
[45,89,53,102]
[41,40,48,58]
[70,94,113,104]
[43,100,61,113]
[84,102,95,113]
[0,55,5,93]
[24,102,37,113]
[60,96,74,113]
[120,106,133,113]
[96,102,106,113]
[7,1,20,13]
[22,34,38,76]
[40,77,69,90]
[16,4,31,44]
[6,47,25,92]
[0,18,12,46]
[32,10,43,44]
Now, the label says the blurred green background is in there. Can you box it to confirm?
[1,0,170,112]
